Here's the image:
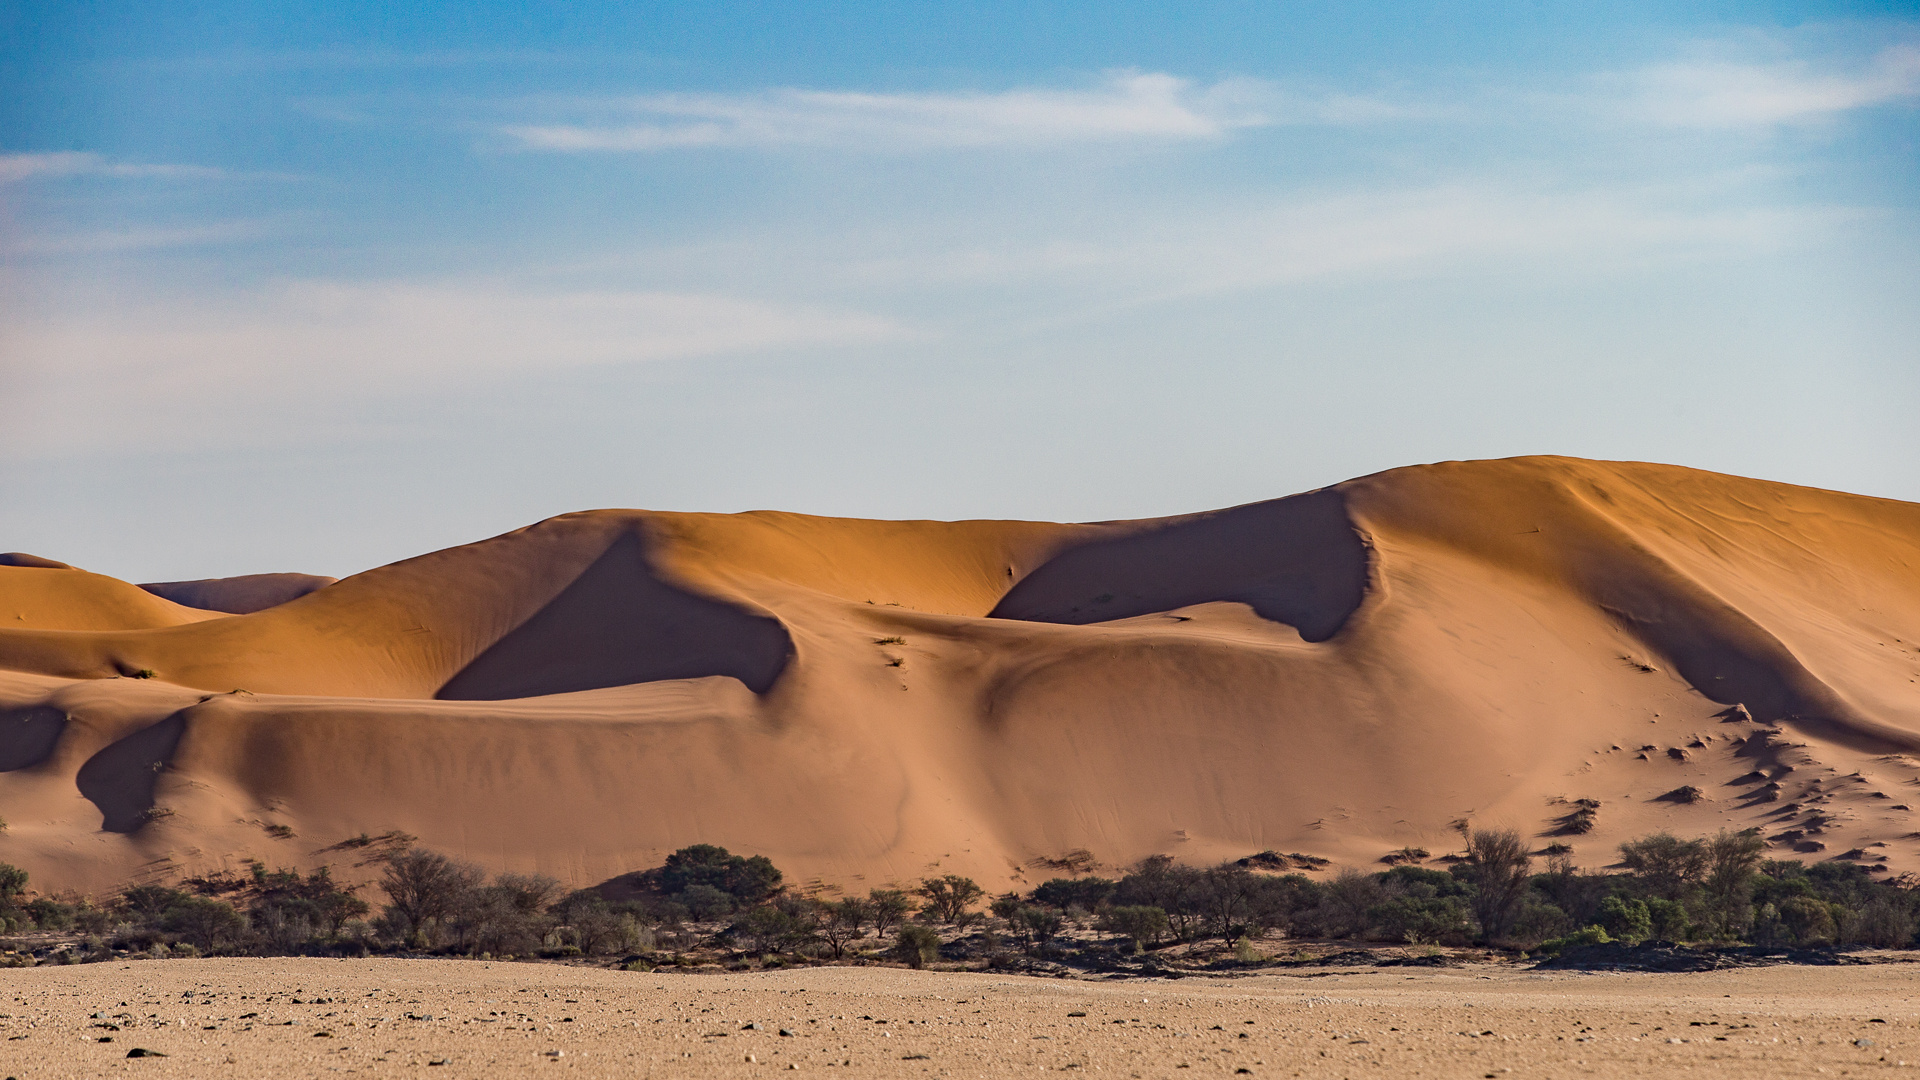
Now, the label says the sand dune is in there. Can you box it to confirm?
[138,573,337,615]
[2,456,1918,897]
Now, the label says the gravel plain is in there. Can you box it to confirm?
[3,957,1919,1079]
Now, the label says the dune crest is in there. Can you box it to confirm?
[2,456,1918,896]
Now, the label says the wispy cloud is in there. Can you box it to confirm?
[1,280,910,453]
[0,151,226,183]
[500,72,1414,153]
[1619,42,1920,127]
[496,36,1919,156]
[793,181,1857,321]
[3,220,265,256]
[125,46,568,74]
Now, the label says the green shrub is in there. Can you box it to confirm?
[890,924,942,969]
[0,864,26,902]
[1098,905,1169,952]
[1598,896,1652,943]
[1378,866,1469,897]
[1756,896,1839,947]
[24,897,73,931]
[1536,925,1612,954]
[1007,906,1063,954]
[1365,896,1473,945]
[1316,868,1387,940]
[551,890,654,956]
[678,884,735,921]
[121,883,191,922]
[1506,900,1570,949]
[1030,877,1116,911]
[243,863,372,949]
[1645,897,1692,942]
[1840,897,1916,948]
[654,845,783,912]
[160,897,247,951]
[738,906,791,953]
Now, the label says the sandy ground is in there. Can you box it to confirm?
[3,958,1918,1079]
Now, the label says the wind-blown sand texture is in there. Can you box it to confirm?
[2,456,1919,894]
[4,956,1919,1078]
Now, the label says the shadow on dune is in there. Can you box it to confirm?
[0,706,66,771]
[989,488,1370,641]
[76,712,185,832]
[138,573,337,614]
[437,531,793,700]
[0,553,71,569]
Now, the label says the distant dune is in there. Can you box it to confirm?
[3,456,1918,896]
[137,573,338,616]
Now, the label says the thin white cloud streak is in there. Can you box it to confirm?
[1619,43,1920,127]
[0,282,908,455]
[15,282,906,385]
[1084,191,1856,325]
[1039,188,1838,293]
[126,46,568,74]
[560,181,1853,308]
[3,220,265,256]
[496,36,1920,155]
[3,179,1848,461]
[0,151,226,183]
[501,72,1416,152]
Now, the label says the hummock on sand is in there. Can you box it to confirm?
[2,455,1919,900]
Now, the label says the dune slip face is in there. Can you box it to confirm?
[3,455,1919,897]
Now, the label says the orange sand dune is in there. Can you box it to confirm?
[138,573,338,615]
[3,456,1919,897]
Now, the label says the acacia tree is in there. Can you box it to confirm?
[1617,833,1709,901]
[162,896,248,951]
[1200,865,1269,943]
[1100,906,1169,952]
[814,897,872,960]
[1462,828,1532,943]
[1008,906,1064,954]
[0,864,26,904]
[656,845,783,909]
[1700,829,1766,938]
[1112,856,1210,941]
[915,875,985,924]
[454,873,561,955]
[380,849,484,948]
[868,889,915,937]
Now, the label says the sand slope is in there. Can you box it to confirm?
[2,456,1918,896]
[138,573,338,615]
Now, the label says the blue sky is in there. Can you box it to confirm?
[2,2,1917,581]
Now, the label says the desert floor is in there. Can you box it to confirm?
[3,958,1918,1079]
